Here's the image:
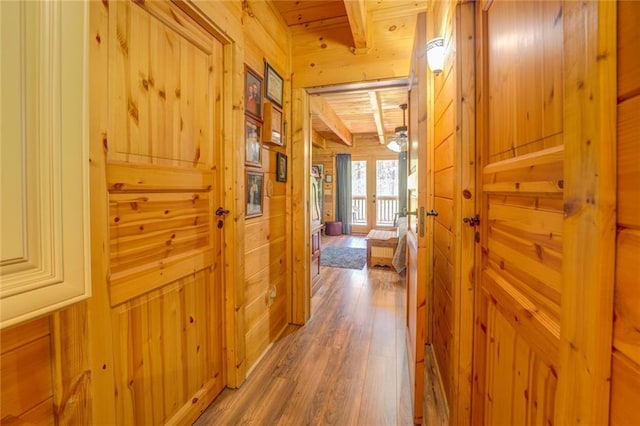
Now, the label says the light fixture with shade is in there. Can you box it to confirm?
[387,104,408,152]
[426,37,445,75]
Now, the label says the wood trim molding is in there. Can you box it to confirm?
[0,0,92,329]
[556,1,617,424]
[291,88,311,324]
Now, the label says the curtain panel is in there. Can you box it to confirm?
[335,154,352,234]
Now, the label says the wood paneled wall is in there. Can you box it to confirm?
[244,147,289,369]
[611,1,640,423]
[430,0,457,410]
[0,318,54,424]
[237,2,291,372]
[0,305,91,425]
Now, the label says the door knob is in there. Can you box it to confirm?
[463,214,480,227]
[215,207,230,216]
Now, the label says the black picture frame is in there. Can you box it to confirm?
[264,62,283,108]
[246,170,264,218]
[245,65,262,119]
[276,152,287,182]
[245,116,262,166]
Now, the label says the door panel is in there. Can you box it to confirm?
[352,158,399,233]
[351,160,368,233]
[106,1,225,423]
[474,1,563,423]
[406,12,428,424]
[375,159,400,228]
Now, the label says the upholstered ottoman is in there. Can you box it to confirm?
[325,221,342,236]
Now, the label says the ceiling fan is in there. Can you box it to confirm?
[387,103,408,152]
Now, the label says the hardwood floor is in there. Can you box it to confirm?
[195,235,414,425]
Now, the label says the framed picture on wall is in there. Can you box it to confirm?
[246,170,264,218]
[245,116,262,166]
[263,103,283,146]
[312,163,324,179]
[264,61,283,108]
[244,65,262,120]
[276,152,287,182]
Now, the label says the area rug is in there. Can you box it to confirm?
[320,247,367,270]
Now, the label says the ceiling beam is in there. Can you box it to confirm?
[368,91,385,145]
[310,97,353,147]
[343,0,369,54]
[311,129,326,148]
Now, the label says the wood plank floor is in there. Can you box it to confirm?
[195,235,414,425]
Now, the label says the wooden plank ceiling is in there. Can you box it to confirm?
[271,0,415,146]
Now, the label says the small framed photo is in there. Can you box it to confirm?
[264,61,284,108]
[312,163,324,179]
[269,106,283,146]
[245,65,262,119]
[245,116,262,166]
[246,170,264,218]
[263,102,283,146]
[276,152,287,182]
[325,174,332,183]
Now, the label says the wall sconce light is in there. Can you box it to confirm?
[426,37,445,75]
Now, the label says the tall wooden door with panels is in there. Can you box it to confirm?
[473,2,566,423]
[94,1,226,423]
[472,1,615,424]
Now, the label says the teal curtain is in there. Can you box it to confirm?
[335,154,352,234]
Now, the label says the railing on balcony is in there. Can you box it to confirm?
[352,196,367,225]
[352,195,399,227]
[376,196,398,226]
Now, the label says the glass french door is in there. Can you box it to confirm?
[351,158,399,234]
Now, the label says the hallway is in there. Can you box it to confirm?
[195,236,413,425]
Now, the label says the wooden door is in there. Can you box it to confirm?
[473,2,565,423]
[103,1,225,423]
[472,1,616,424]
[405,12,428,424]
[425,2,476,425]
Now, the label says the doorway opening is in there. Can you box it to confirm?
[351,158,400,233]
